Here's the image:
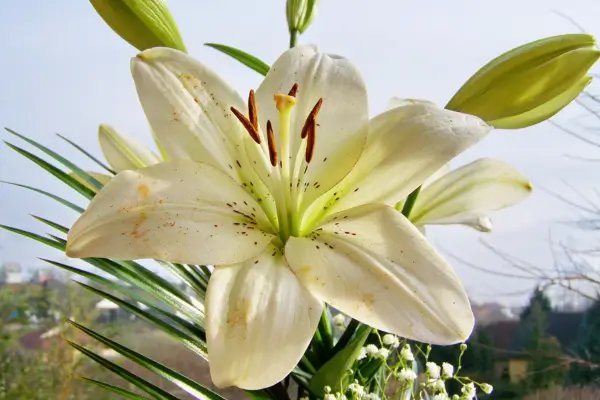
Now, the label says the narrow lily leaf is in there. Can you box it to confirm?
[69,320,223,400]
[1,181,85,213]
[309,324,372,396]
[75,281,208,356]
[5,142,96,199]
[5,128,104,191]
[67,340,180,400]
[204,43,270,76]
[0,225,65,251]
[32,215,69,233]
[69,171,111,193]
[75,376,151,400]
[57,133,116,174]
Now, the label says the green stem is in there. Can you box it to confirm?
[289,28,298,48]
[400,186,422,219]
[332,318,360,356]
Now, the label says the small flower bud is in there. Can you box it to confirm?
[400,344,414,361]
[332,313,346,327]
[91,0,187,52]
[286,0,319,34]
[324,386,332,394]
[382,334,400,348]
[447,34,600,129]
[459,343,468,352]
[480,383,493,394]
[324,394,336,400]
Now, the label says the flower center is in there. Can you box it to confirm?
[230,84,323,243]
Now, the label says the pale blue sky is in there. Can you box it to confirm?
[1,0,599,306]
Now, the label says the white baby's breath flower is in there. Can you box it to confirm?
[356,347,368,361]
[324,394,336,400]
[481,383,493,394]
[66,44,490,390]
[432,394,450,400]
[400,344,414,361]
[461,382,476,400]
[348,382,365,397]
[324,386,332,394]
[365,344,379,356]
[398,368,417,382]
[363,394,380,400]
[376,347,390,359]
[426,362,441,380]
[299,397,309,400]
[441,362,454,379]
[333,313,346,327]
[428,379,446,393]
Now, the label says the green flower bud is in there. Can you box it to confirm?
[447,34,600,129]
[286,0,319,34]
[90,0,186,52]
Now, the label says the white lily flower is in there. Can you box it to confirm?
[408,158,532,231]
[66,45,491,389]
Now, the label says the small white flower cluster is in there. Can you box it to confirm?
[356,343,390,361]
[322,383,381,400]
[421,360,493,400]
[382,334,400,348]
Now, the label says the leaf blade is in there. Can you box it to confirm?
[204,43,270,76]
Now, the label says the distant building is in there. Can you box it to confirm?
[481,312,584,384]
[1,262,23,284]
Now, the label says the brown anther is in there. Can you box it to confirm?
[230,106,261,144]
[288,83,299,97]
[305,119,316,163]
[248,90,258,129]
[266,120,278,167]
[300,98,323,139]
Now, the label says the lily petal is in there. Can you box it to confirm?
[286,204,474,345]
[98,124,161,172]
[321,102,491,216]
[255,45,369,209]
[66,160,275,265]
[409,158,532,228]
[206,245,322,389]
[131,47,247,178]
[386,97,437,110]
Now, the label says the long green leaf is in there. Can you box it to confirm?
[205,43,269,76]
[0,225,65,251]
[75,376,152,400]
[6,128,104,191]
[5,142,95,199]
[67,340,180,400]
[1,181,85,213]
[32,215,69,234]
[75,281,207,357]
[69,320,224,400]
[57,133,116,174]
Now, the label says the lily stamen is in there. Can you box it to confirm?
[266,120,278,167]
[248,89,258,129]
[230,106,261,144]
[288,83,299,97]
[305,118,316,163]
[301,98,323,139]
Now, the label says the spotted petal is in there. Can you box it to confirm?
[66,160,275,265]
[286,203,474,345]
[206,246,322,389]
[316,103,492,217]
[131,47,247,178]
